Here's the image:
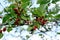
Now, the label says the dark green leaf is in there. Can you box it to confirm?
[39,34,43,36]
[52,0,60,3]
[0,33,3,39]
[2,14,11,23]
[57,32,60,34]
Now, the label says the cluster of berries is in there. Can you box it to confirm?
[36,16,47,25]
[14,18,20,25]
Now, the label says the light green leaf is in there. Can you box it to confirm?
[7,27,12,32]
[0,12,2,14]
[27,27,33,31]
[31,8,45,17]
[21,14,30,20]
[21,1,30,9]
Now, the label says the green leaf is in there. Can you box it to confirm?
[20,20,24,25]
[9,20,15,25]
[4,4,16,12]
[57,32,60,34]
[7,27,12,32]
[0,33,3,39]
[37,0,50,5]
[0,12,2,14]
[4,7,11,12]
[21,14,30,20]
[21,1,30,9]
[10,9,17,18]
[39,34,43,36]
[21,0,30,9]
[2,14,11,23]
[52,0,60,3]
[27,27,33,31]
[8,4,16,9]
[4,6,17,18]
[21,0,30,3]
[26,35,30,39]
[21,16,27,20]
[54,14,60,19]
[33,21,40,28]
[31,8,45,17]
